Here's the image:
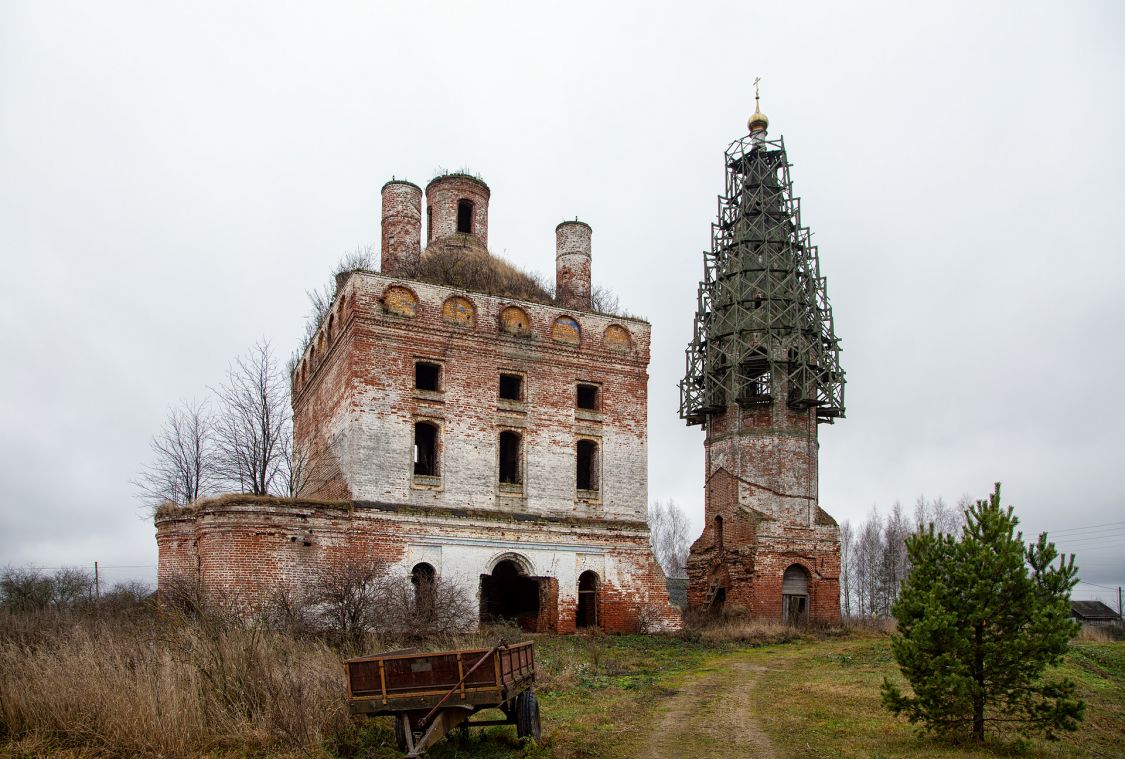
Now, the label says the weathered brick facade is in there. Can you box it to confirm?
[156,170,679,633]
[685,400,841,624]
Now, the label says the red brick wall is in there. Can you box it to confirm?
[155,497,680,633]
[687,401,841,624]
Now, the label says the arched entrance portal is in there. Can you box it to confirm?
[480,559,542,632]
[576,571,599,629]
[781,564,810,625]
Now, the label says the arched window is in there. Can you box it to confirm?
[577,439,598,492]
[577,570,599,629]
[714,514,724,550]
[457,199,474,234]
[499,430,522,485]
[411,562,436,614]
[740,348,770,402]
[414,421,439,477]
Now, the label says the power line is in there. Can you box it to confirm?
[1054,533,1125,546]
[1048,520,1125,535]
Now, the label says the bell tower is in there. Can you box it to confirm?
[680,85,846,624]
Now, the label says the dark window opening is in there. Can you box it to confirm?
[577,439,598,491]
[741,349,770,400]
[414,422,438,476]
[480,559,541,631]
[457,199,473,234]
[709,585,727,614]
[411,563,436,613]
[499,431,521,484]
[577,383,599,410]
[752,291,763,309]
[415,362,441,391]
[427,205,433,242]
[715,514,724,549]
[500,373,523,401]
[577,571,599,629]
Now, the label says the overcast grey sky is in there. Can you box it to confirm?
[1,1,1122,605]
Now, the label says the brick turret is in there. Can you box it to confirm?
[381,180,422,276]
[555,220,592,310]
[425,174,490,249]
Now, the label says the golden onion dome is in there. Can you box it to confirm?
[748,107,769,133]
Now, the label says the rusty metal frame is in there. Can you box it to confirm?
[680,132,845,425]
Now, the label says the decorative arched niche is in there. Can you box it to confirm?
[499,305,531,336]
[603,324,633,352]
[551,315,581,346]
[442,295,475,327]
[383,286,418,318]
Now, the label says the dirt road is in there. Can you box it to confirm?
[640,653,777,759]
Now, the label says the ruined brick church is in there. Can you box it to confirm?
[156,96,846,631]
[157,171,678,633]
[679,94,846,624]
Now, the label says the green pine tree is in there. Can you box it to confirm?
[881,483,1085,742]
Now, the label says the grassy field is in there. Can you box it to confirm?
[2,616,1122,759]
[325,631,1125,759]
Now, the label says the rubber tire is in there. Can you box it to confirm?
[514,689,542,741]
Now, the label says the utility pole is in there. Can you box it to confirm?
[1118,586,1122,623]
[94,561,100,603]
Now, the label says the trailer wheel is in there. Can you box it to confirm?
[514,689,541,741]
[394,714,410,752]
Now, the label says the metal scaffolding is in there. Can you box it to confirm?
[679,132,845,426]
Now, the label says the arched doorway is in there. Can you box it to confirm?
[480,558,541,631]
[576,571,599,629]
[781,564,810,625]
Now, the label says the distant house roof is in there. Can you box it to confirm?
[1070,600,1120,621]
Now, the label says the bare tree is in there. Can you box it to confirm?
[589,285,620,315]
[311,556,390,646]
[839,519,854,616]
[297,245,377,362]
[648,499,692,578]
[279,431,337,498]
[133,398,215,509]
[854,509,883,616]
[0,566,94,612]
[212,341,290,496]
[913,494,965,537]
[377,573,475,642]
[881,502,911,610]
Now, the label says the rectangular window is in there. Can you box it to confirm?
[499,373,523,401]
[577,438,599,492]
[415,361,441,391]
[414,421,439,477]
[577,383,599,410]
[499,430,521,485]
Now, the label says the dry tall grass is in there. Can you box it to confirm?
[0,610,349,757]
[0,604,534,758]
